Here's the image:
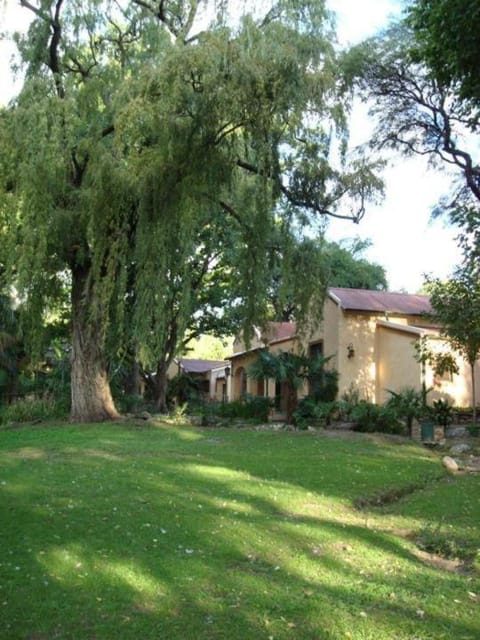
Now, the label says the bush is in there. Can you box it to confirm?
[467,424,480,437]
[431,398,454,427]
[351,401,404,435]
[386,387,424,436]
[214,395,272,423]
[0,396,69,425]
[293,397,338,429]
[310,369,339,402]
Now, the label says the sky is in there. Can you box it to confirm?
[0,0,463,292]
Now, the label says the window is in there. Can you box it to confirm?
[309,341,323,359]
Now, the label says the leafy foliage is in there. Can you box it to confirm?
[248,349,337,423]
[406,0,480,104]
[0,397,68,425]
[214,395,272,423]
[1,0,382,421]
[431,398,454,427]
[386,386,425,437]
[351,401,404,435]
[293,397,338,430]
[323,237,387,291]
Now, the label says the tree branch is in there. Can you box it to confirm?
[236,159,365,223]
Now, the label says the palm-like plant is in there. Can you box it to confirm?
[248,350,336,424]
[386,386,425,437]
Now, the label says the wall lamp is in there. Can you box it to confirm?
[225,366,231,378]
[347,343,355,359]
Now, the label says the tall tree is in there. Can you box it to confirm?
[324,237,387,290]
[267,234,387,322]
[1,0,381,422]
[426,265,480,422]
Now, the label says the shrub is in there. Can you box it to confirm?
[351,401,404,435]
[214,395,272,423]
[386,387,424,437]
[293,397,338,429]
[467,424,480,437]
[0,397,69,425]
[431,398,454,427]
[310,369,339,402]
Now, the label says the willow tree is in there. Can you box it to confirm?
[0,0,381,422]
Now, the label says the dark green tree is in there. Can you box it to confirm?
[406,0,480,104]
[267,235,387,322]
[324,237,387,290]
[1,0,381,422]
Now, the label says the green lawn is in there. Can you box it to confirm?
[0,422,479,639]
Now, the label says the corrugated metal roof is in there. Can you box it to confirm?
[177,358,228,374]
[328,287,432,315]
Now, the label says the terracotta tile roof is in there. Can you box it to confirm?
[328,287,432,315]
[177,358,228,374]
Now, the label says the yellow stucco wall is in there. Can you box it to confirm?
[337,312,378,401]
[229,298,480,409]
[424,337,480,408]
[376,327,422,404]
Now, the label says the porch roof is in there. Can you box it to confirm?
[177,358,229,374]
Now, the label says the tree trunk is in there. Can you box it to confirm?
[124,346,143,397]
[286,384,298,425]
[471,362,477,424]
[153,359,169,414]
[70,264,120,422]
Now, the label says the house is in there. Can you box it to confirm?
[168,358,231,402]
[229,287,480,411]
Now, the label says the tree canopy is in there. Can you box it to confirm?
[406,0,480,104]
[0,0,381,421]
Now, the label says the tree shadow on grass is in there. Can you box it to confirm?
[0,425,478,639]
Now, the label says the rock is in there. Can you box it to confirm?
[134,411,152,421]
[450,443,472,455]
[442,456,459,473]
[446,426,467,438]
[464,457,480,473]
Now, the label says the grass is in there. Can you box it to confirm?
[0,421,479,639]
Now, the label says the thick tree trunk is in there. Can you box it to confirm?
[70,264,120,422]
